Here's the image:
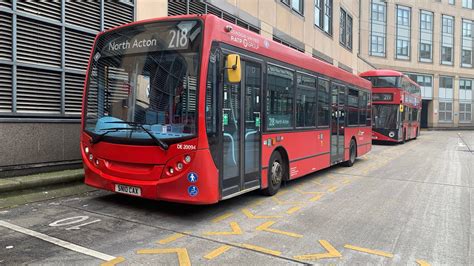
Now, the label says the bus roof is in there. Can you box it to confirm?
[360,69,419,87]
[97,14,372,91]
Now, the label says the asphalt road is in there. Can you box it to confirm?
[0,131,472,265]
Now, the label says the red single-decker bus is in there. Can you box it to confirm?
[360,70,421,143]
[81,15,372,204]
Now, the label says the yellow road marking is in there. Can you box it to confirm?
[240,243,282,256]
[309,193,324,202]
[294,240,342,260]
[256,221,303,238]
[211,213,234,223]
[327,185,338,192]
[241,209,282,219]
[416,259,431,266]
[312,180,323,185]
[271,197,304,205]
[101,257,125,266]
[157,233,186,245]
[204,245,232,260]
[344,244,394,258]
[342,179,351,184]
[203,222,242,235]
[137,248,191,266]
[286,206,303,214]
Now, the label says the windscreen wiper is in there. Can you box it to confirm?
[105,121,169,150]
[90,127,135,144]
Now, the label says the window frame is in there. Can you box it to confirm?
[395,5,411,60]
[369,0,387,57]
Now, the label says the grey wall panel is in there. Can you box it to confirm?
[0,122,81,167]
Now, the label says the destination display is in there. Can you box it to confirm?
[372,93,393,101]
[98,20,201,57]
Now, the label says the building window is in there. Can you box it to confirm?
[407,74,433,99]
[273,36,305,53]
[460,103,472,122]
[315,0,332,35]
[449,0,455,5]
[396,5,411,60]
[439,76,454,100]
[281,0,304,14]
[441,15,455,65]
[419,10,433,62]
[460,78,473,123]
[370,0,386,57]
[462,0,473,8]
[439,102,453,122]
[462,19,473,67]
[339,8,353,50]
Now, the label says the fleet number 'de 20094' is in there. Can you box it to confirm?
[177,144,196,150]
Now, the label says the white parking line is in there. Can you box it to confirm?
[0,220,115,261]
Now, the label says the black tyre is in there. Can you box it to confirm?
[343,139,356,167]
[262,152,285,196]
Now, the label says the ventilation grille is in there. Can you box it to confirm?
[0,12,12,61]
[167,0,260,34]
[17,67,61,113]
[0,64,11,112]
[188,1,205,14]
[65,2,100,31]
[0,1,12,9]
[168,1,187,16]
[66,29,95,71]
[17,18,61,67]
[65,73,85,114]
[104,2,134,30]
[17,2,61,21]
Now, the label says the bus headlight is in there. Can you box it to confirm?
[184,155,191,163]
[84,146,89,154]
[89,154,93,161]
[176,162,184,171]
[169,167,174,175]
[389,131,395,138]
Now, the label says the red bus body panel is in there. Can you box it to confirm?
[81,15,372,204]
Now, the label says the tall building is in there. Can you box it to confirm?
[0,1,135,176]
[137,0,474,129]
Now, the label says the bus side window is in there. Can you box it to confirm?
[317,79,330,127]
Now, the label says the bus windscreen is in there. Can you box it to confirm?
[84,20,202,144]
[373,105,398,129]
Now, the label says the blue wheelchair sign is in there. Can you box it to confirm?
[188,185,199,197]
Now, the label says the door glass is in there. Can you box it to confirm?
[222,73,241,190]
[244,62,261,186]
[331,84,338,161]
[338,86,346,159]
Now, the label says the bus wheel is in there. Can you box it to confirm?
[343,139,356,167]
[262,152,284,196]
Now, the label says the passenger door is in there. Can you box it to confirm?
[331,83,346,164]
[220,56,262,198]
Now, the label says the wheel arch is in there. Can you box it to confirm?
[271,146,290,181]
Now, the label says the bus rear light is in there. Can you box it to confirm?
[95,159,100,166]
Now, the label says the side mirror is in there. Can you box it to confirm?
[225,54,241,83]
[399,104,404,113]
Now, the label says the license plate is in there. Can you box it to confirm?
[115,184,142,196]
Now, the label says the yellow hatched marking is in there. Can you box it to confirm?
[204,245,232,260]
[137,248,191,266]
[416,259,431,266]
[271,197,304,205]
[211,213,234,223]
[286,206,303,214]
[157,233,186,245]
[203,222,242,235]
[344,244,394,258]
[294,240,342,260]
[327,185,338,192]
[309,193,324,202]
[256,221,303,238]
[241,243,282,256]
[312,180,323,185]
[241,209,282,219]
[342,179,351,184]
[101,257,125,266]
